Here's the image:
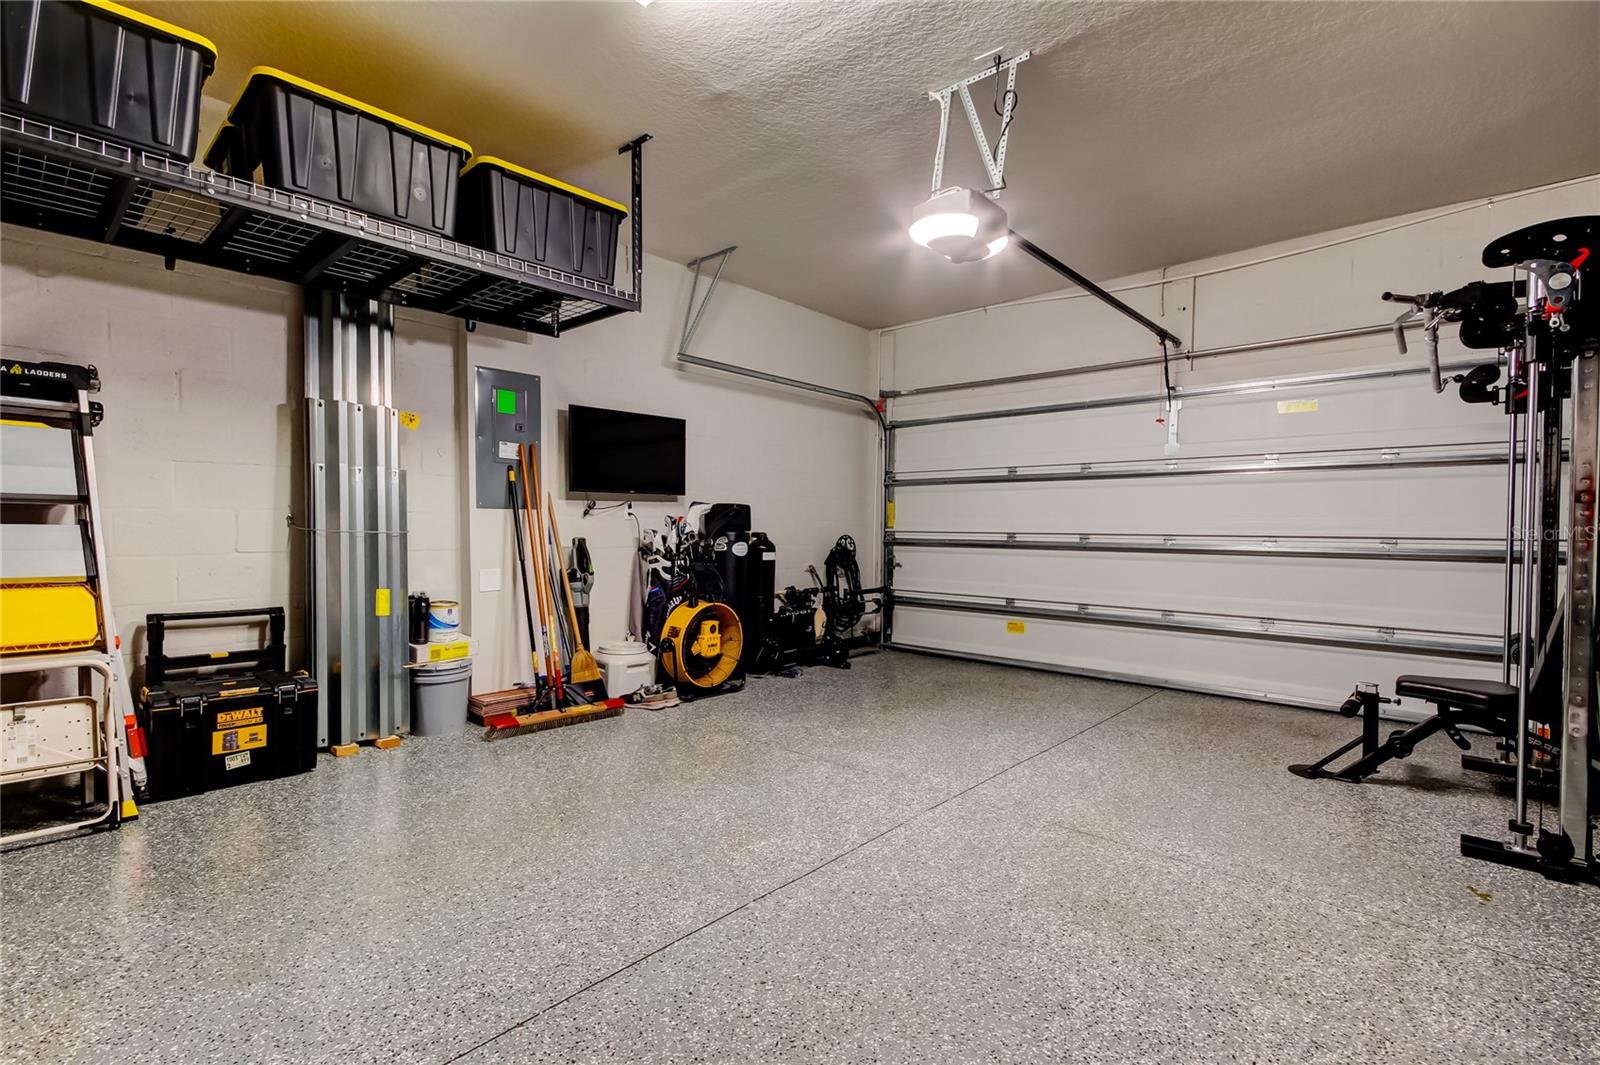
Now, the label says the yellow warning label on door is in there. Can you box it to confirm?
[1277,399,1319,414]
[1006,620,1026,634]
[399,411,420,430]
[212,724,267,756]
[885,500,896,529]
[375,588,391,617]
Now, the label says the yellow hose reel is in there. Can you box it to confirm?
[659,600,743,689]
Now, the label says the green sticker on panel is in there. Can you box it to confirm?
[495,388,517,415]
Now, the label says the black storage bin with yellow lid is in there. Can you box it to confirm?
[0,0,217,160]
[205,67,470,237]
[136,607,317,802]
[458,156,627,284]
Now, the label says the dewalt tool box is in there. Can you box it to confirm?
[137,607,317,801]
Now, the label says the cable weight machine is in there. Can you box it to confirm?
[1290,216,1598,885]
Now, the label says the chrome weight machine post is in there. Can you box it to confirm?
[1513,351,1542,846]
[1464,234,1595,879]
[882,419,897,644]
[1503,356,1521,686]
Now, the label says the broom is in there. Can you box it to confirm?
[546,493,603,685]
[481,449,617,741]
[507,467,547,700]
[481,695,624,740]
[519,444,559,710]
[526,443,564,705]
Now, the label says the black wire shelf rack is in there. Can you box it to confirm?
[1,113,647,337]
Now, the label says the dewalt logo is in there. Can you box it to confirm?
[216,706,264,728]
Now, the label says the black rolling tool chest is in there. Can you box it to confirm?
[137,607,317,801]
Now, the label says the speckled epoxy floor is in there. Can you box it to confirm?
[3,652,1597,1064]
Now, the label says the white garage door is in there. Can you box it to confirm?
[877,180,1599,713]
[885,357,1514,710]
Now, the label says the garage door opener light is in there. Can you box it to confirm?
[910,51,1029,263]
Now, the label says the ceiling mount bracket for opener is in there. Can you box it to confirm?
[911,52,1032,263]
[926,51,1031,200]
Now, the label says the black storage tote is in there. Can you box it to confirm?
[205,66,470,237]
[458,156,627,284]
[137,607,318,802]
[1,0,217,160]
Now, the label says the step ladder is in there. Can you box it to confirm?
[1,358,141,846]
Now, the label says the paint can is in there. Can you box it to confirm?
[427,599,461,642]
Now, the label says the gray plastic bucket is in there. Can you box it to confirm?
[412,659,472,736]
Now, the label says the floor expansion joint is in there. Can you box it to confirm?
[443,689,1162,1062]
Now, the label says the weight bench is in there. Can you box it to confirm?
[1289,675,1517,782]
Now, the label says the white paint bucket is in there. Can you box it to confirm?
[427,600,461,642]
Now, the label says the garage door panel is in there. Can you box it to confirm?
[891,605,1501,711]
[887,356,1515,708]
[892,367,1506,472]
[892,548,1502,633]
[891,466,1508,538]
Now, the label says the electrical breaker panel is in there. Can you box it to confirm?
[474,367,541,508]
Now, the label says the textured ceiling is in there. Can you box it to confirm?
[141,1,1600,329]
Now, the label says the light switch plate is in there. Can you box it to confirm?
[479,567,502,593]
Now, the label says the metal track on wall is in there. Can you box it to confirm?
[882,321,1439,399]
[889,358,1483,430]
[0,114,646,337]
[675,246,886,423]
[305,293,409,745]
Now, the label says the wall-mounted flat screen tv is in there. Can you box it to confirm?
[567,405,686,496]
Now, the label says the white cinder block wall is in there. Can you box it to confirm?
[0,228,875,693]
[0,230,463,675]
[3,233,300,670]
[877,175,1600,708]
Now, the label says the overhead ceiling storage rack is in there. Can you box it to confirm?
[1,114,650,337]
